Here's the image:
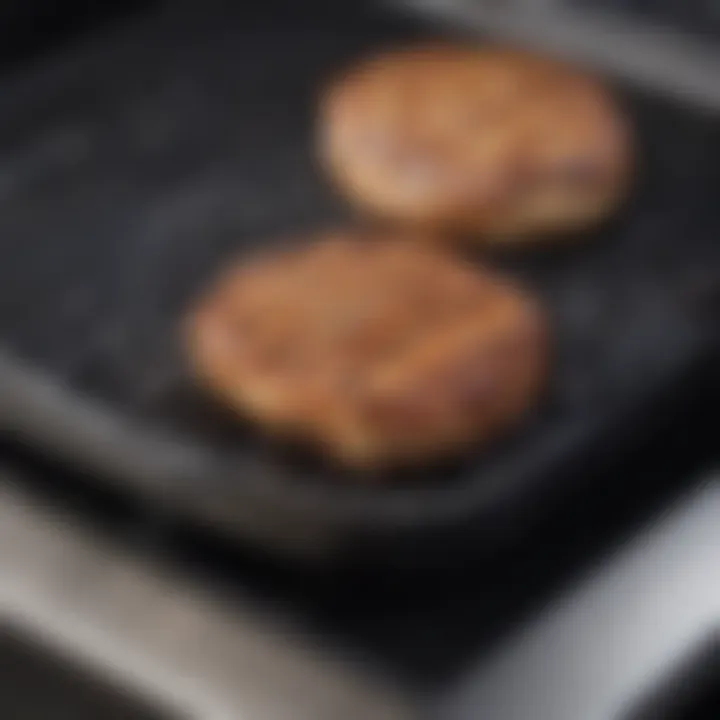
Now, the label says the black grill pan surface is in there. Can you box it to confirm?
[0,0,718,566]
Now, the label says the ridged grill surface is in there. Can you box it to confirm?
[0,0,717,526]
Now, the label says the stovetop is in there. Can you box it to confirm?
[1,408,717,719]
[3,382,717,693]
[0,1,718,717]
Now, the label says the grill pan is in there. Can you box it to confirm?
[0,0,718,568]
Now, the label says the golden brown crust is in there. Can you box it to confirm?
[319,44,632,241]
[187,232,548,469]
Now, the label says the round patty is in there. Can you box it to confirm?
[319,44,632,242]
[187,232,548,469]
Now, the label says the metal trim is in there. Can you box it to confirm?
[0,473,415,720]
[395,0,720,111]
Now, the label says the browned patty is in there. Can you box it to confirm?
[187,232,548,468]
[319,44,632,242]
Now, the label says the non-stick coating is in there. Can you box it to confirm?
[0,0,718,561]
